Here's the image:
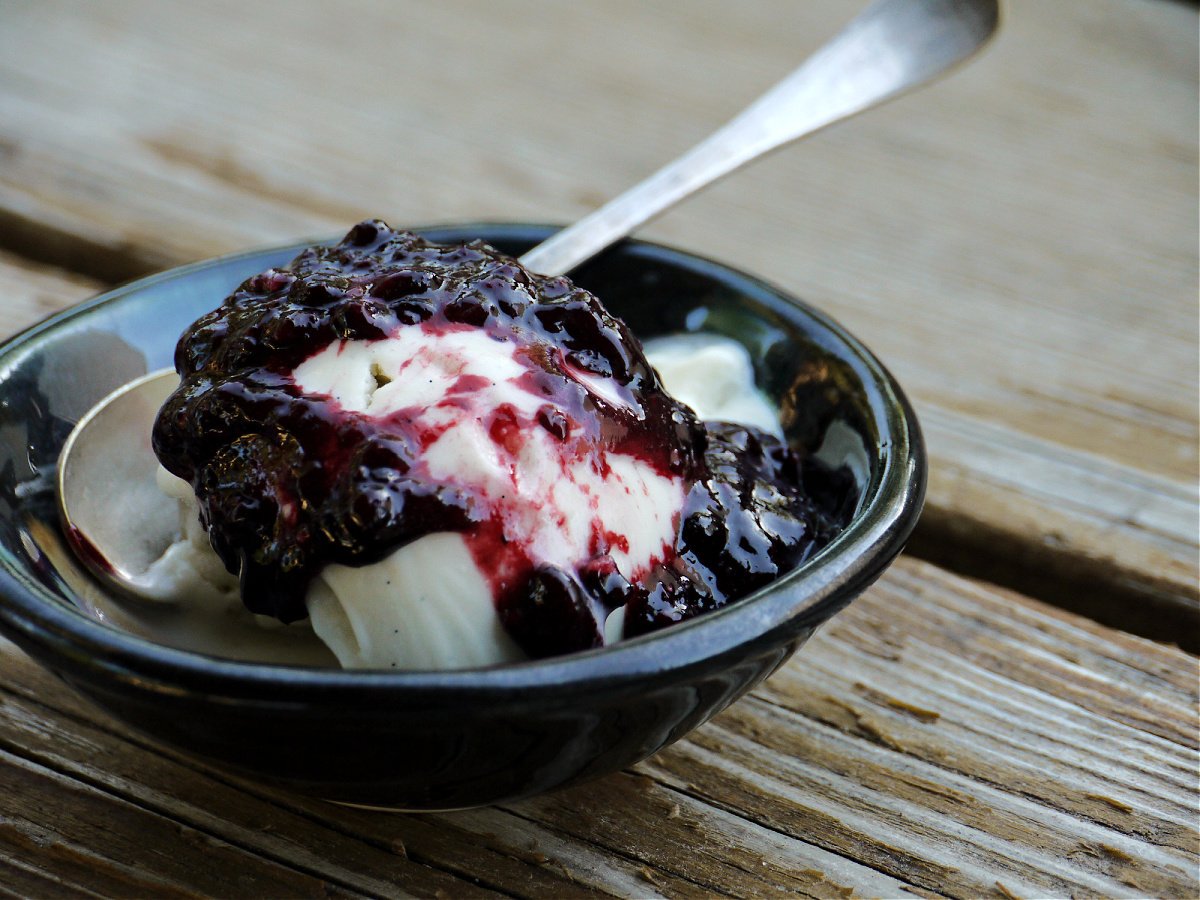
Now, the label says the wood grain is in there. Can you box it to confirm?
[0,249,100,337]
[0,558,1195,898]
[0,0,1194,634]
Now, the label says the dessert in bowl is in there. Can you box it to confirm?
[0,224,924,809]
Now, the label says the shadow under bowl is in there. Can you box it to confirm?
[0,224,925,809]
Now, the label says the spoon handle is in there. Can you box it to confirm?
[519,0,998,277]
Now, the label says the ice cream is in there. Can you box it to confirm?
[139,331,791,668]
[144,222,842,669]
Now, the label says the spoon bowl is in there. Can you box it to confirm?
[57,370,179,595]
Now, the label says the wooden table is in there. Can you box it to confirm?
[0,1,1196,896]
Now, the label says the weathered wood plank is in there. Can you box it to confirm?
[910,406,1199,648]
[0,748,363,898]
[0,0,1194,630]
[0,861,106,900]
[0,249,100,336]
[0,557,1195,898]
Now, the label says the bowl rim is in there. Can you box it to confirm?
[0,224,926,706]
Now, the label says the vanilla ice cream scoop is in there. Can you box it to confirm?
[152,224,710,661]
[140,330,783,670]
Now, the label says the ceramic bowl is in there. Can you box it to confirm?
[0,225,924,809]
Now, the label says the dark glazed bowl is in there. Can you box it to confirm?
[0,225,924,809]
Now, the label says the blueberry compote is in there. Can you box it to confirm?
[153,221,841,660]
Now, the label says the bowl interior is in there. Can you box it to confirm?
[0,224,922,694]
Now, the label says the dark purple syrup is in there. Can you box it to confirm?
[153,221,840,658]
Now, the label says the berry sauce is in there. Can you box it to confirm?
[153,221,842,658]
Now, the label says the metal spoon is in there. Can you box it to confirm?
[58,0,998,594]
